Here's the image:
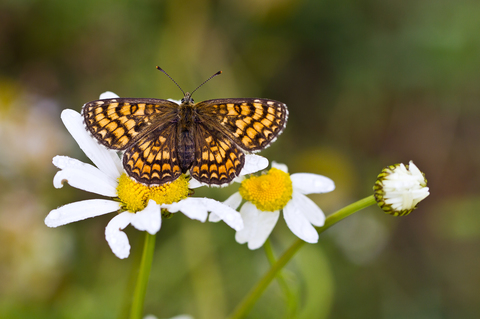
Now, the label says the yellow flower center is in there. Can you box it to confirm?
[239,167,293,212]
[116,174,190,212]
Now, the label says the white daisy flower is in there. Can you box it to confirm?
[373,161,429,216]
[213,162,335,250]
[45,92,266,259]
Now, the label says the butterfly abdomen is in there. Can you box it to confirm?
[176,104,196,172]
[177,129,195,173]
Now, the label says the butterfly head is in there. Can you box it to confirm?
[156,66,222,107]
[180,92,195,106]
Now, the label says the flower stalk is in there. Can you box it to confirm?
[227,195,377,319]
[263,239,297,317]
[129,232,156,319]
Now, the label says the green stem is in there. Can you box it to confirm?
[129,232,156,319]
[228,195,376,319]
[264,240,297,318]
[263,239,276,266]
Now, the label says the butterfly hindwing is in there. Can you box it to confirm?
[122,122,182,185]
[83,98,178,150]
[190,124,245,185]
[195,98,288,152]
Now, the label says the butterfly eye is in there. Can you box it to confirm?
[191,98,195,103]
[181,98,185,103]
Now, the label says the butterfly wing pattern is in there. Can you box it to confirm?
[190,122,245,185]
[196,98,288,151]
[83,98,179,150]
[121,122,182,185]
[83,95,288,186]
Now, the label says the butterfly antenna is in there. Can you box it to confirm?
[190,70,222,97]
[156,66,185,96]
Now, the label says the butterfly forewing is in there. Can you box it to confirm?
[190,124,245,185]
[122,122,182,185]
[195,98,288,152]
[83,98,178,150]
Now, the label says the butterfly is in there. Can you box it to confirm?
[82,67,288,186]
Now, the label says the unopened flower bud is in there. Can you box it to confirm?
[373,161,429,216]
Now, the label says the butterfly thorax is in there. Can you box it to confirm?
[176,97,197,172]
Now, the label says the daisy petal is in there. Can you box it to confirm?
[240,155,269,176]
[235,202,279,250]
[188,179,204,189]
[408,161,425,182]
[61,109,122,179]
[162,198,243,231]
[52,156,118,197]
[105,211,134,259]
[99,91,119,99]
[45,199,120,227]
[283,196,319,243]
[200,198,243,231]
[235,203,256,245]
[223,192,243,210]
[290,173,335,195]
[130,200,161,234]
[160,198,208,222]
[208,213,221,223]
[232,175,246,184]
[291,192,325,226]
[209,192,242,224]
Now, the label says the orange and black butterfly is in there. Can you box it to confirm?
[82,67,288,186]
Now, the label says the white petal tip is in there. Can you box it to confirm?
[188,179,204,189]
[240,155,269,176]
[44,211,60,227]
[61,109,80,120]
[99,91,120,99]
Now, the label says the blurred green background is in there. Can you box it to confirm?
[1,0,480,318]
